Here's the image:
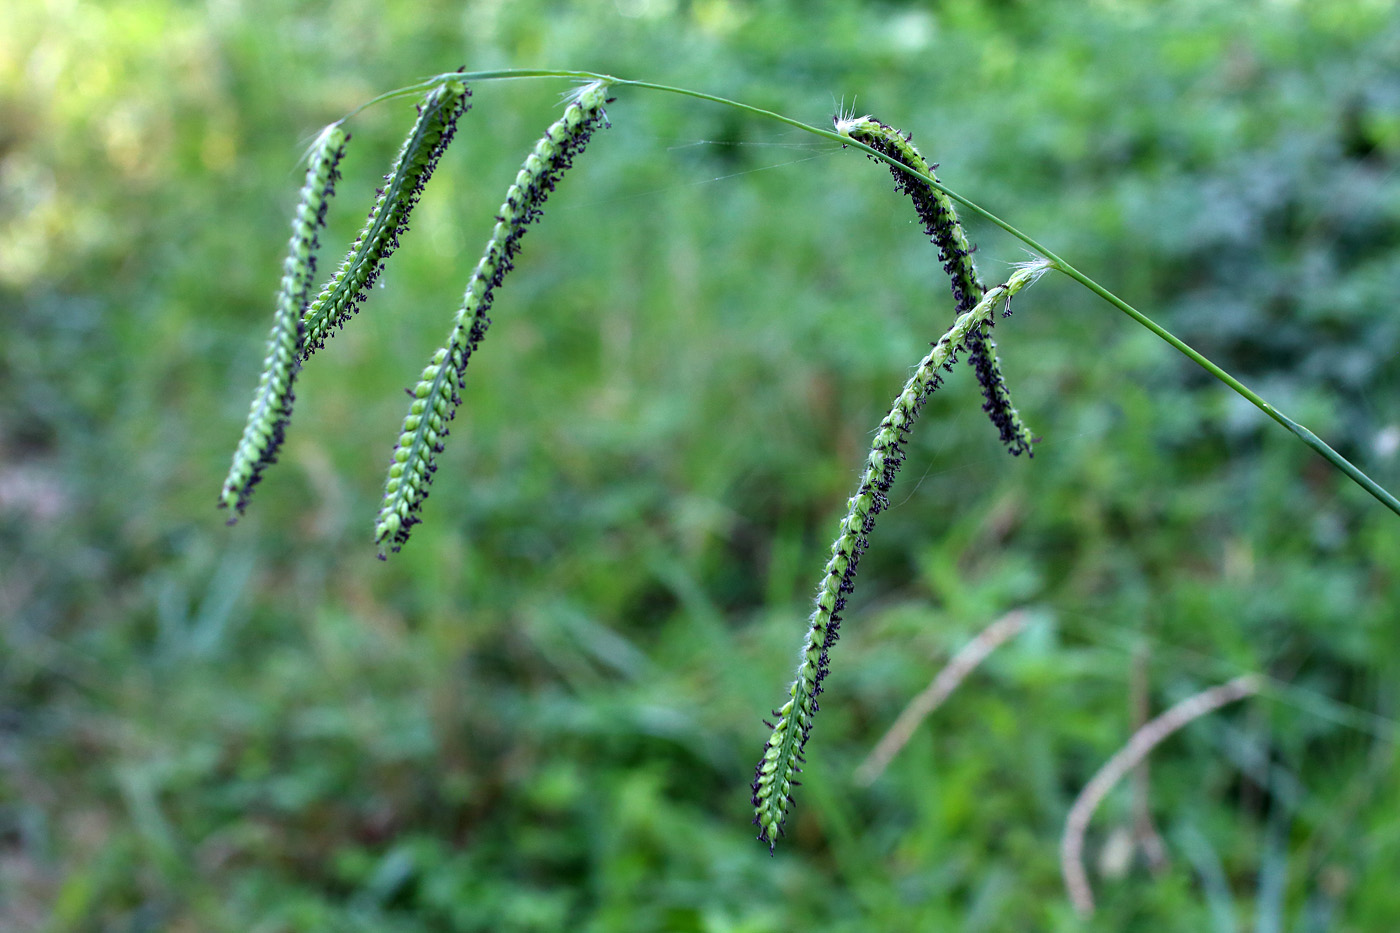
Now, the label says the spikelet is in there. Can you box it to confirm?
[836,114,1036,457]
[301,81,470,357]
[752,259,1054,849]
[219,123,348,517]
[372,81,613,557]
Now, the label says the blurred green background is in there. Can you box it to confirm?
[4,0,1400,929]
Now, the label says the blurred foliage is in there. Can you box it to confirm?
[3,0,1400,929]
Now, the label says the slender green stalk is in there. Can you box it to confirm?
[364,69,1396,517]
[618,78,1400,516]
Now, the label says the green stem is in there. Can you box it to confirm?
[351,69,1400,518]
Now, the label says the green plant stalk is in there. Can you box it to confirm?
[370,69,1398,518]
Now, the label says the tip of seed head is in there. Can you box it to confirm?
[832,112,873,138]
[564,79,611,110]
[1009,256,1056,285]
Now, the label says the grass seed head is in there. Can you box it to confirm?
[373,81,613,557]
[301,81,470,357]
[219,123,347,516]
[845,115,1037,457]
[752,258,1054,849]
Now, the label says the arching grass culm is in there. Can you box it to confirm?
[219,68,1400,851]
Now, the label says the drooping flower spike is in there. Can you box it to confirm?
[836,114,1036,458]
[219,123,348,517]
[752,258,1054,849]
[373,80,614,557]
[301,81,470,357]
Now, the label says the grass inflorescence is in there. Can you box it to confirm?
[837,113,1035,457]
[221,70,1400,855]
[373,80,613,557]
[219,123,347,517]
[301,81,470,357]
[751,259,1053,848]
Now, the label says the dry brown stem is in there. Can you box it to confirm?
[1061,673,1261,915]
[855,609,1029,786]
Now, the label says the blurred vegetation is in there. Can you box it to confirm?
[4,0,1400,929]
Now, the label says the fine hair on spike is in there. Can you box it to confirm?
[837,115,1036,457]
[301,81,470,358]
[219,123,348,517]
[373,80,614,557]
[752,259,1054,849]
